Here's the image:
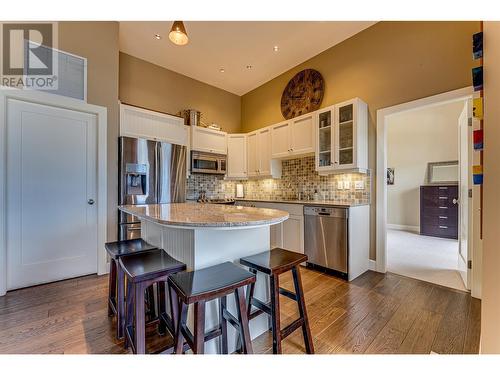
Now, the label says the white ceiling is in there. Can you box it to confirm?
[119,21,376,96]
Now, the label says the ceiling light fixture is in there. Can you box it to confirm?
[273,45,279,52]
[169,21,189,46]
[154,34,161,40]
[219,68,225,73]
[246,65,253,69]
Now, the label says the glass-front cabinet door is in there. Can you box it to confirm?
[315,98,367,172]
[316,106,334,171]
[335,101,356,169]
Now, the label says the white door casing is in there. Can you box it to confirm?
[0,88,107,296]
[6,99,98,289]
[458,101,472,289]
[375,87,473,274]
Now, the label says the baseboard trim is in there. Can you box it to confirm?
[368,259,377,271]
[387,224,420,233]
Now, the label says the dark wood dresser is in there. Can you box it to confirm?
[420,184,458,239]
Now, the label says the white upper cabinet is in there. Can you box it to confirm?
[227,134,247,179]
[247,127,282,178]
[190,126,227,154]
[247,132,259,177]
[290,113,315,155]
[258,127,272,176]
[270,112,315,159]
[120,104,188,145]
[270,121,291,158]
[315,98,368,173]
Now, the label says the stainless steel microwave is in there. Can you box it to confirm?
[191,151,227,175]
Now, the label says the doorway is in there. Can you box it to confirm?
[376,87,480,295]
[0,89,108,295]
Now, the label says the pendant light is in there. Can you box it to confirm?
[169,21,189,46]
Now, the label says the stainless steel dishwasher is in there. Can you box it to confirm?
[304,206,348,278]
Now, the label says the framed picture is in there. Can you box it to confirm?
[472,66,483,91]
[473,31,483,60]
[387,168,395,185]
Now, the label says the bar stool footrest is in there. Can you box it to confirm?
[281,317,304,340]
[279,287,297,301]
[251,297,271,315]
[179,323,223,353]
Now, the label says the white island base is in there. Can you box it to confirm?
[141,220,272,354]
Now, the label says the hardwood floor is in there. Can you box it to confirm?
[0,267,481,354]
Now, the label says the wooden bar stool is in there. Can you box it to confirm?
[105,238,157,339]
[120,249,186,354]
[167,262,256,354]
[240,248,314,354]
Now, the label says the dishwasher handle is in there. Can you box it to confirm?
[304,205,348,219]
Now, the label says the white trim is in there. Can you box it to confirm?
[368,259,377,271]
[376,87,473,275]
[0,87,107,296]
[387,224,420,233]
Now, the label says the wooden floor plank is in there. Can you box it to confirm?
[0,268,480,354]
[398,309,443,354]
[431,291,470,354]
[364,283,434,353]
[463,297,481,354]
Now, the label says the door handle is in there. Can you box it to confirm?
[88,199,95,205]
[453,198,458,205]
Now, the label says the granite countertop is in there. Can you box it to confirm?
[234,198,369,207]
[119,203,289,228]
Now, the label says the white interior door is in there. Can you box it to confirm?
[7,99,98,290]
[458,101,472,289]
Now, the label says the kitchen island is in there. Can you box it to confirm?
[118,202,289,353]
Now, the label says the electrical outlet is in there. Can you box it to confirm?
[344,181,351,189]
[355,180,365,190]
[337,181,344,190]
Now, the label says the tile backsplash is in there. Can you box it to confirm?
[186,156,371,204]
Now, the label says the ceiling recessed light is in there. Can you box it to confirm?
[219,68,225,73]
[246,65,253,69]
[273,45,279,52]
[154,34,161,40]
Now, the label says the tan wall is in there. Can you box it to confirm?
[241,21,480,259]
[119,53,241,133]
[387,101,463,227]
[481,21,500,353]
[58,22,120,242]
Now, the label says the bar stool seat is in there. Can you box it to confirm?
[105,238,157,339]
[168,262,256,354]
[240,247,307,275]
[240,248,314,354]
[120,249,186,354]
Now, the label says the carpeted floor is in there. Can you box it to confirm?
[387,229,466,291]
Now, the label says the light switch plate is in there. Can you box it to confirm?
[344,181,351,189]
[355,181,365,190]
[337,181,344,190]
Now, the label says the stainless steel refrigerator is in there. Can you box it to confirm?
[118,136,187,240]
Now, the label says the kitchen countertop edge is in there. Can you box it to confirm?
[118,203,290,228]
